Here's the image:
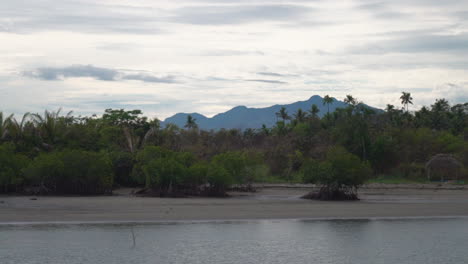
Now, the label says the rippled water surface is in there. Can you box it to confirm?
[1,218,468,264]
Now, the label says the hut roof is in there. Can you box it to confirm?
[426,154,463,170]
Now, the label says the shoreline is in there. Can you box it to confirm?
[1,215,468,226]
[1,186,468,223]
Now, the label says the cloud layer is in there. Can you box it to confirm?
[0,0,467,119]
[24,65,176,83]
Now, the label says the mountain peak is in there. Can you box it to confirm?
[162,95,378,130]
[308,95,322,101]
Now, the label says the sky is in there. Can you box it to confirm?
[1,0,468,120]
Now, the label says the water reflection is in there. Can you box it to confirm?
[1,218,467,264]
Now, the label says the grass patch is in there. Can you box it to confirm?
[366,175,429,184]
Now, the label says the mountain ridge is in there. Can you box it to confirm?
[162,95,377,130]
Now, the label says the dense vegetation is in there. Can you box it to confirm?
[0,93,466,198]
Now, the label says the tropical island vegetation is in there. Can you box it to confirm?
[0,93,466,199]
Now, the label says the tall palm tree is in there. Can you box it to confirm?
[185,115,198,130]
[400,92,413,112]
[275,107,290,122]
[0,112,13,140]
[309,104,320,119]
[322,95,333,115]
[293,108,307,123]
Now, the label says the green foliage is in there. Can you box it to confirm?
[134,146,201,193]
[109,151,135,186]
[369,135,398,173]
[367,174,428,184]
[211,151,265,185]
[302,146,371,190]
[0,144,29,192]
[186,162,209,186]
[206,163,232,194]
[143,156,186,189]
[102,109,146,126]
[1,95,467,196]
[24,150,113,194]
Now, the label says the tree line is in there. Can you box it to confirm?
[0,93,466,198]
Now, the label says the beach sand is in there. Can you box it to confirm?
[1,186,468,223]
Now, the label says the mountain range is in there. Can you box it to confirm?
[161,95,376,130]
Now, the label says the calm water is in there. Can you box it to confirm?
[1,218,468,264]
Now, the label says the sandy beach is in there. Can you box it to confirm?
[1,185,468,223]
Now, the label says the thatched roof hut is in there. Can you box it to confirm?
[426,154,463,181]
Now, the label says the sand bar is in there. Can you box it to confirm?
[1,186,468,223]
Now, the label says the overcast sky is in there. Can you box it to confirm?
[1,0,467,119]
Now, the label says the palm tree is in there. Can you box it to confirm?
[400,92,413,112]
[322,95,333,115]
[0,112,13,140]
[185,115,198,130]
[385,104,395,112]
[33,108,73,145]
[7,112,31,143]
[344,95,357,106]
[293,108,307,123]
[309,104,320,119]
[275,107,290,122]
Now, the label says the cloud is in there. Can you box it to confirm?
[350,33,468,54]
[24,65,118,81]
[0,1,316,34]
[432,83,468,103]
[122,74,176,83]
[24,65,177,83]
[0,0,164,34]
[200,50,265,56]
[245,79,288,84]
[257,72,285,77]
[171,5,312,25]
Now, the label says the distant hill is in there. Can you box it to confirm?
[162,95,379,130]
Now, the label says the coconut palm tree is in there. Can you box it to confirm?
[309,104,320,119]
[344,95,357,106]
[400,92,413,112]
[275,107,290,122]
[322,95,333,115]
[293,108,307,123]
[185,115,198,130]
[385,104,395,112]
[7,112,31,143]
[0,112,13,140]
[33,108,73,146]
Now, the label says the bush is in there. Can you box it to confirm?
[143,156,186,191]
[0,144,30,192]
[302,146,371,200]
[206,163,232,196]
[109,151,135,186]
[24,150,113,194]
[134,146,199,196]
[211,151,265,186]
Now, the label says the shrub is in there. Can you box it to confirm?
[206,163,232,196]
[0,144,29,192]
[24,150,113,194]
[142,156,186,191]
[302,146,371,200]
[134,146,198,196]
[109,151,135,186]
[211,151,265,186]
